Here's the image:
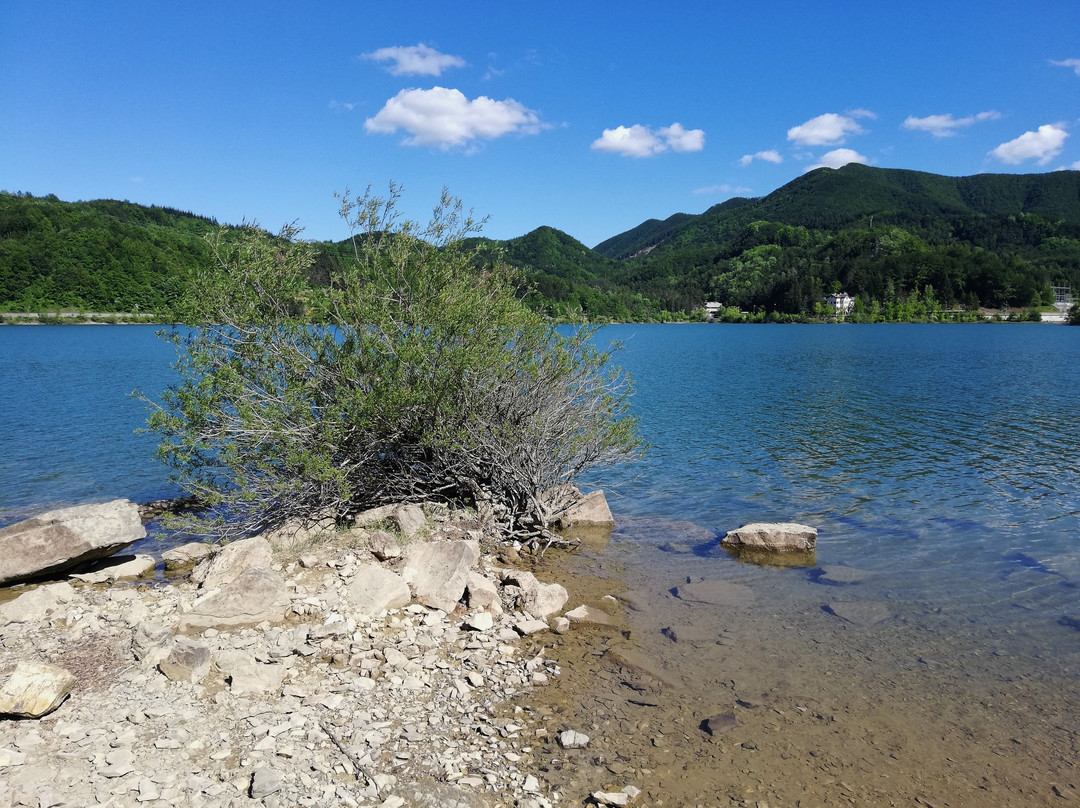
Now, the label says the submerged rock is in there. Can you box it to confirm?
[673,579,754,607]
[827,601,890,626]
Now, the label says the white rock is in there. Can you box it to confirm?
[0,661,77,718]
[558,729,590,749]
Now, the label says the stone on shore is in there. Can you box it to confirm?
[558,729,591,749]
[0,582,75,624]
[402,540,480,612]
[498,569,568,620]
[0,661,77,718]
[131,622,174,665]
[0,499,145,587]
[161,542,213,571]
[191,536,273,589]
[215,650,284,695]
[71,553,155,584]
[345,564,411,616]
[176,567,291,633]
[158,637,211,683]
[367,529,403,561]
[721,522,817,553]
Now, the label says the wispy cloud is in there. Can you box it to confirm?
[805,148,869,172]
[903,111,1000,138]
[1050,58,1080,76]
[787,113,866,146]
[364,87,545,149]
[847,108,878,120]
[738,149,783,166]
[591,122,705,158]
[693,184,752,195]
[362,44,465,77]
[989,124,1068,165]
[328,100,356,113]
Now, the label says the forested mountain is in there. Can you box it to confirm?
[0,191,220,312]
[4,165,1080,322]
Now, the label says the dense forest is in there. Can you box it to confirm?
[3,164,1080,322]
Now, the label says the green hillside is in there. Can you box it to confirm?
[4,166,1080,322]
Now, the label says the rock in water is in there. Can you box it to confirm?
[673,579,754,607]
[0,661,77,718]
[557,489,615,527]
[721,522,818,552]
[0,499,145,586]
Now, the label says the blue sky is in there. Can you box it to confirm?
[3,1,1078,247]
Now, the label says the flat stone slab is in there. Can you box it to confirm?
[722,522,817,552]
[191,536,273,590]
[176,567,291,633]
[71,554,155,583]
[673,579,754,607]
[345,564,411,617]
[0,582,75,624]
[0,499,145,586]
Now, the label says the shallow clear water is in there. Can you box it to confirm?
[590,323,1080,625]
[2,322,1078,623]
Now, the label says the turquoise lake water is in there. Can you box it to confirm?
[1,322,1078,631]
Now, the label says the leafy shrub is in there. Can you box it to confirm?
[144,186,640,545]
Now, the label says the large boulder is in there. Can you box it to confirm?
[402,540,480,612]
[721,522,817,553]
[191,536,273,589]
[344,564,411,617]
[0,500,145,586]
[176,567,291,633]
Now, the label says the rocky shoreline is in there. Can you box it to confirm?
[0,498,637,808]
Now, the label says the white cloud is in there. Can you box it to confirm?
[659,123,706,153]
[989,124,1069,165]
[328,100,356,112]
[591,122,705,158]
[362,44,465,77]
[364,87,545,148]
[804,148,870,172]
[847,108,878,120]
[903,111,1000,138]
[738,149,783,166]
[693,184,752,195]
[1051,58,1080,76]
[787,113,866,146]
